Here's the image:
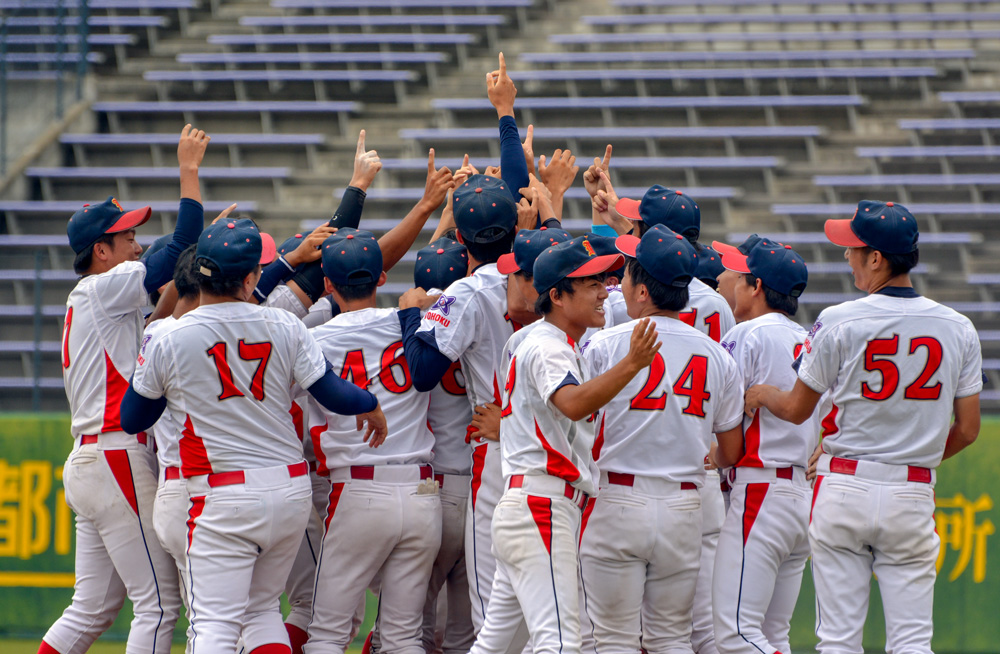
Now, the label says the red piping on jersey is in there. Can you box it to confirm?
[310,422,329,477]
[526,494,554,555]
[180,415,213,478]
[742,483,769,546]
[534,420,581,484]
[104,450,139,516]
[737,410,764,468]
[289,403,304,441]
[492,373,503,406]
[820,402,839,438]
[101,350,128,433]
[186,495,206,551]
[324,482,345,533]
[470,443,488,510]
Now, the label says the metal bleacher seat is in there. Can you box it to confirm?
[813,174,1000,204]
[549,29,1000,46]
[613,0,999,7]
[520,49,975,65]
[586,11,1000,27]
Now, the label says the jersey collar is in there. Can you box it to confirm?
[873,286,920,299]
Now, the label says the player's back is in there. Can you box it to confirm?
[140,302,327,475]
[427,361,473,475]
[722,313,819,468]
[142,315,183,469]
[585,316,744,485]
[63,260,148,437]
[682,277,736,343]
[799,292,982,468]
[311,307,433,468]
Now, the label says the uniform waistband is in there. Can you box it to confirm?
[186,461,309,493]
[507,474,589,510]
[435,472,471,493]
[818,453,935,485]
[327,464,433,484]
[603,471,698,494]
[78,431,148,448]
[728,466,807,485]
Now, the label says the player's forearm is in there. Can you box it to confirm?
[398,308,452,391]
[306,369,378,415]
[147,282,177,324]
[379,201,435,272]
[713,426,745,468]
[552,360,642,422]
[142,198,204,293]
[499,116,528,203]
[548,192,565,223]
[251,256,297,304]
[754,381,820,425]
[330,186,366,230]
[287,262,325,306]
[120,385,167,434]
[943,395,981,460]
[179,164,202,204]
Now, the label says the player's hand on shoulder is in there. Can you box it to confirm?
[471,403,502,442]
[177,123,210,170]
[744,384,775,417]
[357,403,388,448]
[399,287,440,311]
[625,318,661,373]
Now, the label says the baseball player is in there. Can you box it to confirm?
[745,200,983,654]
[472,237,658,654]
[41,125,209,654]
[714,236,764,314]
[580,226,744,654]
[709,237,818,654]
[304,228,441,654]
[694,244,724,291]
[122,218,387,654]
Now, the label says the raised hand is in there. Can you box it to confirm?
[177,124,210,170]
[516,189,540,232]
[399,287,440,311]
[452,153,479,187]
[349,129,382,192]
[285,224,338,267]
[539,148,580,197]
[420,148,455,213]
[484,165,502,179]
[210,203,238,225]
[583,144,613,199]
[522,124,536,177]
[486,52,517,119]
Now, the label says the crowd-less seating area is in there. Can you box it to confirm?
[2,0,999,410]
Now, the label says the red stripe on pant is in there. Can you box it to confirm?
[186,495,206,552]
[579,499,596,547]
[526,495,554,555]
[249,644,291,654]
[324,482,345,533]
[104,449,140,515]
[470,443,488,511]
[742,483,769,546]
[810,475,825,523]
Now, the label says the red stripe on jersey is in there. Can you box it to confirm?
[526,494,554,555]
[591,413,606,461]
[470,442,488,511]
[810,475,824,524]
[323,482,345,533]
[180,414,213,478]
[310,422,330,477]
[101,350,128,433]
[736,411,764,468]
[742,483,769,546]
[534,420,581,484]
[579,498,596,547]
[104,450,139,515]
[492,373,502,406]
[820,402,839,438]
[289,403,304,441]
[186,495,206,551]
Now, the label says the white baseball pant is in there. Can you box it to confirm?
[43,434,181,654]
[472,475,588,654]
[712,467,810,654]
[579,472,702,654]
[284,470,332,652]
[691,470,725,654]
[467,442,504,633]
[810,455,939,654]
[185,461,313,654]
[152,466,192,653]
[305,465,442,654]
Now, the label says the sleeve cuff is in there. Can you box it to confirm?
[797,370,828,394]
[590,224,619,238]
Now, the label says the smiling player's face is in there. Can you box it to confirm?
[560,276,609,329]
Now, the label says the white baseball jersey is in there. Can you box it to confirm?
[585,316,744,485]
[500,320,599,496]
[502,320,541,384]
[142,316,182,469]
[303,295,339,329]
[132,302,328,475]
[797,291,983,468]
[310,307,434,469]
[265,283,309,320]
[428,361,474,475]
[62,260,149,437]
[583,285,630,345]
[417,264,518,440]
[721,312,820,468]
[682,278,736,343]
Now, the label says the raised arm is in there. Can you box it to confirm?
[378,149,454,270]
[488,53,530,203]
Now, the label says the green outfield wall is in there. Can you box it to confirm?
[0,414,996,650]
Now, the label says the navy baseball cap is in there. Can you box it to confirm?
[321,227,382,286]
[277,233,305,257]
[496,227,572,275]
[415,237,469,290]
[586,233,626,279]
[615,185,700,237]
[453,174,518,244]
[695,244,724,286]
[616,224,698,288]
[532,236,625,294]
[140,233,171,262]
[824,200,919,255]
[736,233,765,255]
[67,196,152,255]
[196,218,275,278]
[713,238,809,297]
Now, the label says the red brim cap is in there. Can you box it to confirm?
[107,206,152,234]
[568,253,626,278]
[614,197,642,221]
[615,234,640,257]
[711,240,751,274]
[260,232,277,265]
[496,252,520,275]
[824,218,867,248]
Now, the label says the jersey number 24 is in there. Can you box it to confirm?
[630,353,711,417]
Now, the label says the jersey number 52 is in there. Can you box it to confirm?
[861,335,942,401]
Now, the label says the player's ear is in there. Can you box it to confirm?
[323,276,334,295]
[754,278,764,296]
[455,231,465,245]
[376,271,387,287]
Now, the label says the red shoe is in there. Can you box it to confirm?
[285,623,309,654]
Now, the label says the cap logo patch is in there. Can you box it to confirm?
[110,198,123,212]
[582,240,596,257]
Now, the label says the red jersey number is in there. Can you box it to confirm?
[207,341,275,401]
[679,308,722,343]
[629,353,711,418]
[861,335,943,401]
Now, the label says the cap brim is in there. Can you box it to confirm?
[568,253,626,278]
[614,197,642,221]
[824,219,867,248]
[615,234,640,257]
[496,252,520,275]
[717,249,751,274]
[107,206,151,233]
[710,240,742,257]
[260,232,277,265]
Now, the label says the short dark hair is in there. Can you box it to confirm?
[196,259,257,298]
[513,269,532,282]
[700,277,720,291]
[626,257,689,312]
[73,233,117,275]
[634,222,699,246]
[745,273,798,316]
[174,245,200,300]
[441,228,458,241]
[858,246,920,277]
[534,277,578,316]
[331,279,378,302]
[462,228,516,265]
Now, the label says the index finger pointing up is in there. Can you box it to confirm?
[427,148,436,173]
[356,129,367,155]
[498,52,507,78]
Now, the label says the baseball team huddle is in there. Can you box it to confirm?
[44,54,983,654]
